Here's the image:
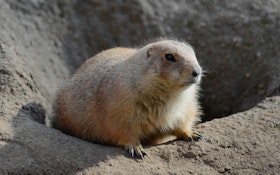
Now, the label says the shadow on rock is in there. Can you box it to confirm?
[0,102,124,174]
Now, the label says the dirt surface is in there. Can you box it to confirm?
[0,0,280,174]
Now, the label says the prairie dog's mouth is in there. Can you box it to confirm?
[182,76,200,86]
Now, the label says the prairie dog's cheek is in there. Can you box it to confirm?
[170,70,180,80]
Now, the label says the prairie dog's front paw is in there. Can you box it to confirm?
[176,130,203,142]
[125,144,147,159]
[189,131,203,142]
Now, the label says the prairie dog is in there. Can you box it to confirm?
[53,40,203,159]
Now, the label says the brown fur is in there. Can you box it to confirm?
[53,40,202,158]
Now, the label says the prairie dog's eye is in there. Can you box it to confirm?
[165,54,176,62]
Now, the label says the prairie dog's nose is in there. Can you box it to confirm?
[192,66,202,78]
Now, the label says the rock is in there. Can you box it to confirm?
[0,0,280,174]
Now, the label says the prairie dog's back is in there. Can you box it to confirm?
[75,47,137,74]
[53,47,139,139]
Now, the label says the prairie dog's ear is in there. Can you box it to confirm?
[147,48,153,57]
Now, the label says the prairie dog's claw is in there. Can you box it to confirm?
[125,145,147,159]
[190,132,203,142]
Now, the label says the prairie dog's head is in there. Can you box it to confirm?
[144,40,202,88]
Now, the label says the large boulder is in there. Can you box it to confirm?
[0,0,279,174]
